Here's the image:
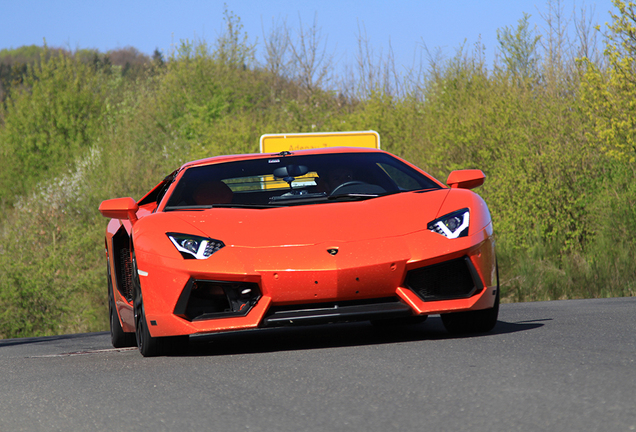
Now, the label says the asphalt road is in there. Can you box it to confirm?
[0,298,634,432]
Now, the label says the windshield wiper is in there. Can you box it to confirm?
[163,203,279,211]
[211,203,282,209]
[164,205,213,211]
[327,193,381,201]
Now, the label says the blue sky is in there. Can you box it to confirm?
[1,0,616,71]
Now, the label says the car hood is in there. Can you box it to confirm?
[160,190,451,248]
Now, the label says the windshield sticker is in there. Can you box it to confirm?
[268,159,280,164]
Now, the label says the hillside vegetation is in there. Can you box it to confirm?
[0,3,634,338]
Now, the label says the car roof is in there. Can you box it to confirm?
[181,146,388,170]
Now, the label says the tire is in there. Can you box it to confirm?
[441,263,500,334]
[134,292,159,357]
[108,259,136,348]
[110,300,137,348]
[132,251,188,357]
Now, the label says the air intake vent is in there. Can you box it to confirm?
[112,226,134,302]
[119,248,133,302]
[174,279,261,321]
[405,257,482,301]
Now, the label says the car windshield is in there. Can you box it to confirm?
[163,152,441,209]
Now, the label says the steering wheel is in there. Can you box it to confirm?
[329,180,368,196]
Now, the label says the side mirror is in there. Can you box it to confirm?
[99,197,139,223]
[446,170,486,190]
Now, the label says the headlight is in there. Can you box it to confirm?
[428,208,469,239]
[167,233,225,259]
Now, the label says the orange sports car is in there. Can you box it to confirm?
[99,146,498,356]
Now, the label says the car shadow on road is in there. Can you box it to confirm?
[182,317,545,357]
[0,331,109,348]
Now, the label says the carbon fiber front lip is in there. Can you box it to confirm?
[261,298,412,327]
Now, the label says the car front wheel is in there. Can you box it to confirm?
[132,251,188,357]
[440,290,499,334]
[441,265,500,334]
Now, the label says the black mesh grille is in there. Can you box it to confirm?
[112,226,133,303]
[119,248,133,302]
[405,257,482,301]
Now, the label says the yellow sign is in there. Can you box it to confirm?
[260,131,380,153]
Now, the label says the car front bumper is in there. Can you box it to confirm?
[135,224,497,337]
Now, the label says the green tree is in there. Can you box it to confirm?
[497,13,542,82]
[580,0,636,164]
[0,49,107,204]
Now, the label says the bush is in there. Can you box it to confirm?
[0,4,634,338]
